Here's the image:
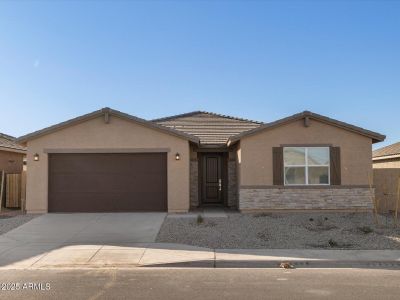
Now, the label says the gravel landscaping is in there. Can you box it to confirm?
[0,214,39,235]
[156,212,400,249]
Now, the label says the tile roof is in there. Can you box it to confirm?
[153,111,263,145]
[373,142,400,158]
[0,133,26,152]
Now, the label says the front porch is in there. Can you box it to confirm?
[189,145,239,210]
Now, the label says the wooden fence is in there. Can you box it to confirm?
[6,173,21,208]
[0,171,4,209]
[373,168,400,213]
[0,171,26,211]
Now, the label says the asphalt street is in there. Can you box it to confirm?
[0,268,399,300]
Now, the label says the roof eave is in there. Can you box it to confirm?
[227,111,385,144]
[16,108,200,144]
[0,146,26,154]
[373,153,400,161]
[16,109,103,144]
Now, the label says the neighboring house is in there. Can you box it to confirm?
[0,133,26,174]
[16,108,385,213]
[373,142,400,168]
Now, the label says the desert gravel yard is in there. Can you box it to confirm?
[0,214,39,235]
[156,212,400,249]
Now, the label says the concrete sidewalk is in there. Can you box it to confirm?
[0,243,399,269]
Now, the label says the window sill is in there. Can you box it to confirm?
[241,185,371,189]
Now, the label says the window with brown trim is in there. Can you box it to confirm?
[283,147,330,185]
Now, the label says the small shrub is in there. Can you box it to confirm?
[197,214,204,224]
[328,239,338,247]
[324,217,328,221]
[358,226,374,234]
[316,218,324,227]
[309,218,314,222]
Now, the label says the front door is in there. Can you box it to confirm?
[201,153,223,204]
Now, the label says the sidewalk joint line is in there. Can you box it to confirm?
[87,245,104,263]
[154,213,167,239]
[213,249,216,268]
[29,250,51,267]
[138,247,147,266]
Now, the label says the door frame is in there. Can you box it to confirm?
[198,152,228,206]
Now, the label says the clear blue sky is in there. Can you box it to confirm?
[0,1,399,148]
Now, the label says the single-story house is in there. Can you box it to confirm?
[16,108,385,213]
[373,142,400,168]
[0,133,26,174]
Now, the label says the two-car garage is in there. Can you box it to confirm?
[48,153,167,212]
[19,108,195,214]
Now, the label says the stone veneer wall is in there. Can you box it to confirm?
[227,161,238,208]
[239,187,373,210]
[190,160,199,207]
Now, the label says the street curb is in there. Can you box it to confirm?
[215,260,400,269]
[2,260,400,270]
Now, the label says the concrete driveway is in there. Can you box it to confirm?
[0,213,166,244]
[0,213,168,268]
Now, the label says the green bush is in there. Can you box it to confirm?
[197,214,204,224]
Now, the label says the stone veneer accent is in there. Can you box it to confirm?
[227,161,238,207]
[239,187,373,210]
[190,160,199,207]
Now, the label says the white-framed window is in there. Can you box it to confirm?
[283,147,330,185]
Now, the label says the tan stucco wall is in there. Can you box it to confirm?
[25,115,190,213]
[239,118,373,186]
[0,150,25,173]
[373,159,400,169]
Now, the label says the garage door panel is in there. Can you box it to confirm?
[50,153,166,174]
[49,193,117,212]
[49,192,163,212]
[48,153,167,212]
[49,173,165,193]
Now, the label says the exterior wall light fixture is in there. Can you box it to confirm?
[175,153,180,161]
[33,153,40,161]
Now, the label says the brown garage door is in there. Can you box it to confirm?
[48,153,167,212]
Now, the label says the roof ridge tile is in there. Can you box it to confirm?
[152,110,263,124]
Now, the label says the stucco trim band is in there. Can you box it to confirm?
[43,148,171,153]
